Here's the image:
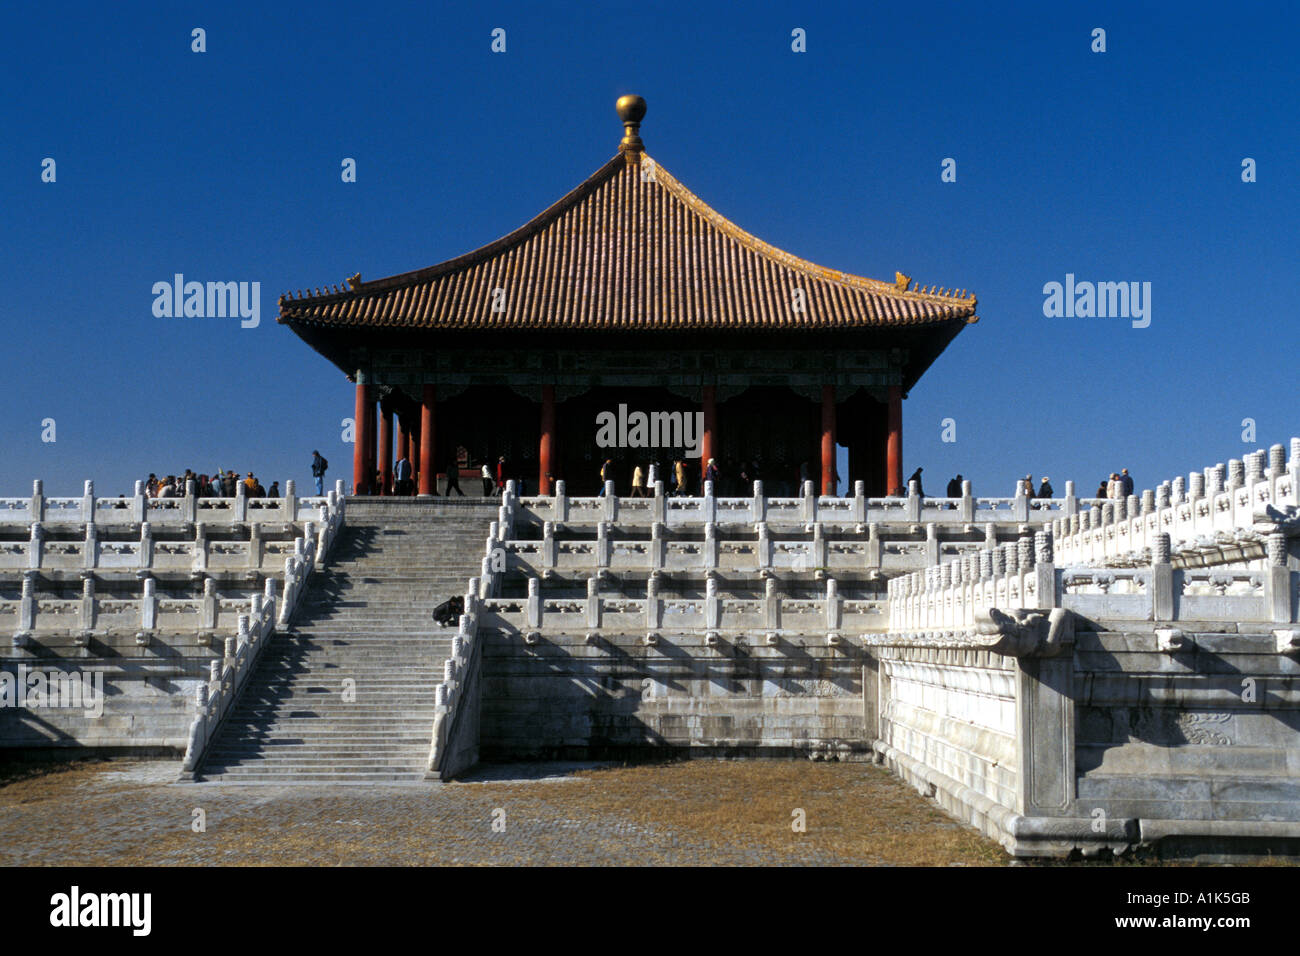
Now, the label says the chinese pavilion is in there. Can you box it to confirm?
[278,96,979,497]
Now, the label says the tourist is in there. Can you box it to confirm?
[268,481,280,498]
[673,459,686,497]
[221,471,237,497]
[703,458,719,493]
[394,454,413,495]
[311,451,328,496]
[444,459,464,496]
[599,458,614,496]
[1037,476,1054,499]
[1107,472,1122,499]
[631,464,645,498]
[1096,479,1108,499]
[481,462,493,496]
[908,467,925,497]
[495,457,507,496]
[1120,467,1134,497]
[157,476,177,498]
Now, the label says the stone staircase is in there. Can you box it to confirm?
[196,499,498,783]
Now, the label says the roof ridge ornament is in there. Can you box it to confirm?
[617,94,646,157]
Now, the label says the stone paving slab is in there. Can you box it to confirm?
[0,758,1008,866]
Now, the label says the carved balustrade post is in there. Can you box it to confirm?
[1151,532,1174,621]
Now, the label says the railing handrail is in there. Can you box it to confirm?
[179,488,346,776]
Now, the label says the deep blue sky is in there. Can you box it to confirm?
[3,1,1296,498]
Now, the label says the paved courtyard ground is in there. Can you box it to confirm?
[0,758,1009,866]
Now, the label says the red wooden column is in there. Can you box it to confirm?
[396,416,409,470]
[538,385,556,495]
[352,383,373,495]
[364,396,378,495]
[378,405,393,496]
[699,385,716,490]
[418,385,436,496]
[409,418,420,487]
[821,385,836,496]
[886,385,903,496]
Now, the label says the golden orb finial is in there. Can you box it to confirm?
[616,94,646,153]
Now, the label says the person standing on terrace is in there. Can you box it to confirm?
[443,458,464,496]
[311,451,328,496]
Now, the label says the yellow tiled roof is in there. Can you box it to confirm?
[278,152,977,331]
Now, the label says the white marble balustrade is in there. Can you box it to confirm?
[515,478,1082,530]
[888,529,1295,632]
[1052,442,1299,567]
[0,479,345,528]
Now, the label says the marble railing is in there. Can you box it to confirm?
[475,575,885,641]
[1,489,343,577]
[888,530,1296,633]
[0,522,315,574]
[427,588,484,780]
[1052,441,1299,568]
[0,479,345,528]
[180,492,344,776]
[496,520,1021,578]
[2,579,255,643]
[513,479,1084,530]
[4,505,342,646]
[429,530,505,778]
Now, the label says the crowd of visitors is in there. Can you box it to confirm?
[143,470,278,499]
[589,456,825,497]
[315,444,1137,504]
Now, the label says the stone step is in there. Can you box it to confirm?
[206,757,427,765]
[207,737,430,747]
[197,771,428,784]
[196,507,494,779]
[213,723,431,733]
[218,719,435,729]
[243,671,443,680]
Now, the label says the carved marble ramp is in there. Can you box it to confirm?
[195,500,496,783]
